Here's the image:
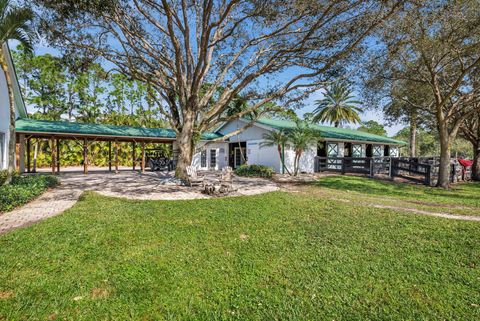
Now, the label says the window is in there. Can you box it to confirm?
[0,132,4,169]
[200,150,207,168]
[352,144,362,157]
[209,149,217,168]
[390,147,399,157]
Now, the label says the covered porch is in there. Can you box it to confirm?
[14,118,180,175]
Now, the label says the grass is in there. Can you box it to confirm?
[312,176,480,215]
[1,189,479,320]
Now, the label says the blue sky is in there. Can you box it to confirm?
[24,40,405,137]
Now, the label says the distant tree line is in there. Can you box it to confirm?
[13,46,170,169]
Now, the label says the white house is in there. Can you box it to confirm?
[0,43,28,171]
[190,118,405,174]
[3,43,404,175]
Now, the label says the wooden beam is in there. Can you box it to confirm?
[132,142,136,171]
[26,138,31,173]
[51,137,56,175]
[108,141,112,172]
[114,141,119,174]
[56,139,60,173]
[15,140,20,172]
[83,138,88,174]
[141,142,145,173]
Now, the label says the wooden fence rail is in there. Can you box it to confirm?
[314,156,470,186]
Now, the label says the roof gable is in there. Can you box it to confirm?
[3,43,27,118]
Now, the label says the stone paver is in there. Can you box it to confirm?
[0,169,279,234]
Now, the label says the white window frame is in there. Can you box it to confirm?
[200,149,207,168]
[209,149,217,169]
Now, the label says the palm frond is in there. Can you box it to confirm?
[0,3,33,52]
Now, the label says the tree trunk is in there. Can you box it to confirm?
[1,51,16,185]
[409,117,417,157]
[472,141,480,181]
[174,115,196,180]
[277,144,291,175]
[437,128,451,188]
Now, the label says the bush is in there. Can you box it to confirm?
[0,170,7,185]
[0,175,59,213]
[234,164,275,178]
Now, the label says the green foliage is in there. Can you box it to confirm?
[260,130,291,175]
[0,175,59,212]
[0,0,33,53]
[234,164,274,178]
[357,120,387,136]
[313,81,363,127]
[0,170,7,185]
[0,189,479,319]
[13,47,171,168]
[394,127,473,158]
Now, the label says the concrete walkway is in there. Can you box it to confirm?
[0,170,279,234]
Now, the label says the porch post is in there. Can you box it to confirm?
[83,138,88,174]
[51,137,56,175]
[56,139,60,173]
[141,142,145,173]
[114,140,119,174]
[108,141,112,172]
[26,138,31,173]
[132,142,136,171]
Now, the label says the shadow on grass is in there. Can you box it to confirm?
[311,176,480,204]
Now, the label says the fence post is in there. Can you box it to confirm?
[369,158,374,177]
[388,157,392,178]
[425,165,431,186]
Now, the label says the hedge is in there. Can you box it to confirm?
[0,175,59,213]
[234,164,275,178]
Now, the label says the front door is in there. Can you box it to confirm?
[234,147,246,168]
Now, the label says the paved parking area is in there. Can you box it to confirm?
[0,169,279,234]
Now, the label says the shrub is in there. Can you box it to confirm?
[234,164,275,178]
[0,175,59,213]
[0,170,7,185]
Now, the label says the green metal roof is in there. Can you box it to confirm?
[255,118,406,145]
[15,118,222,141]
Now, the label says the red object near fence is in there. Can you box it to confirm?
[458,158,473,167]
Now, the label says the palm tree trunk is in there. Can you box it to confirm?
[277,144,291,175]
[0,50,16,185]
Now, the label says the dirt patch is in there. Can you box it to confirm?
[0,290,14,299]
[91,287,109,298]
[239,233,249,241]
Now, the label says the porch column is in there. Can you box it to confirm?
[51,137,56,175]
[132,142,136,171]
[108,141,112,172]
[56,139,60,173]
[114,141,119,174]
[83,138,88,174]
[141,142,145,173]
[26,138,31,173]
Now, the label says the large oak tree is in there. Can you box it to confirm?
[34,0,403,178]
[365,0,480,187]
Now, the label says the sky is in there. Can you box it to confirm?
[23,40,406,137]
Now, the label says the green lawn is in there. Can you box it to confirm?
[312,176,480,215]
[1,189,479,320]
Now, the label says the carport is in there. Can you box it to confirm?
[14,118,180,174]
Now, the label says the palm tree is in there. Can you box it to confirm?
[0,0,33,184]
[312,82,363,127]
[289,123,320,176]
[260,130,291,175]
